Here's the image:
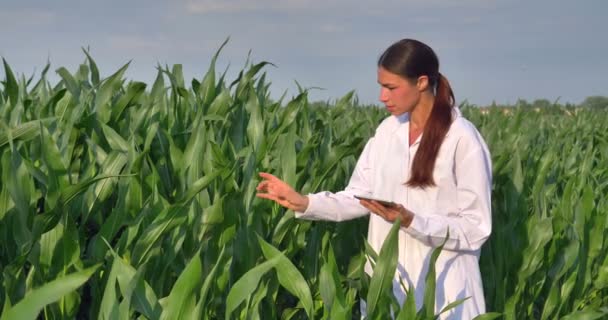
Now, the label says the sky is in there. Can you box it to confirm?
[0,0,606,106]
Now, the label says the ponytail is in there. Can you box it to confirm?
[407,73,455,188]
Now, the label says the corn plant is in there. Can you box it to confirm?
[1,44,607,320]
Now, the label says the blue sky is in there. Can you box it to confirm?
[1,0,606,106]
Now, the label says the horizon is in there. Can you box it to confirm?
[1,0,606,106]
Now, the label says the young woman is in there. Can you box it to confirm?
[256,38,492,319]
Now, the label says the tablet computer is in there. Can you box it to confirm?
[354,195,398,207]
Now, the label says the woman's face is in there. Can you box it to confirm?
[377,67,421,116]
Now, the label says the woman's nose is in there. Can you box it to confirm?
[379,88,389,102]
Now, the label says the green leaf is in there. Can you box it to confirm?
[472,312,504,320]
[82,48,100,86]
[258,235,314,318]
[181,112,206,178]
[160,250,203,320]
[101,123,129,152]
[200,37,229,106]
[245,91,264,153]
[95,62,130,124]
[225,255,281,319]
[320,242,350,318]
[2,58,19,106]
[1,265,99,320]
[280,124,297,187]
[420,230,450,319]
[560,309,607,320]
[207,87,231,116]
[92,151,128,204]
[131,205,188,266]
[50,218,81,276]
[437,297,470,318]
[366,219,401,317]
[97,258,121,320]
[56,67,80,100]
[177,170,224,205]
[105,242,162,320]
[396,285,416,320]
[60,173,132,208]
[194,245,228,317]
[111,81,147,122]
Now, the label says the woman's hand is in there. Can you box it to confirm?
[256,172,309,212]
[359,200,414,228]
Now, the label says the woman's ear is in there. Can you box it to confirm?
[416,75,429,92]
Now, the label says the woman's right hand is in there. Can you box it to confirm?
[256,172,309,212]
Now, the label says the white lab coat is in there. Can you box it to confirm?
[296,109,492,319]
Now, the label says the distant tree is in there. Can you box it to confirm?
[515,99,531,108]
[580,96,608,109]
[531,99,554,109]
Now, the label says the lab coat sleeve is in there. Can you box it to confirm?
[294,138,374,222]
[405,144,493,252]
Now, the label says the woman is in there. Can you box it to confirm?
[256,38,492,319]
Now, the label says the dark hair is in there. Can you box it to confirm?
[378,39,455,188]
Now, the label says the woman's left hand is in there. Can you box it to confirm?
[359,200,414,228]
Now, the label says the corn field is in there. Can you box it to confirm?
[0,47,607,319]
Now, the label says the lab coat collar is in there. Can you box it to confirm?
[391,107,462,143]
[395,112,410,124]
